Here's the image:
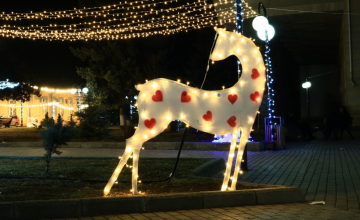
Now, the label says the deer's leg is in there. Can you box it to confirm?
[230,127,250,190]
[132,148,140,195]
[221,129,240,191]
[104,136,142,196]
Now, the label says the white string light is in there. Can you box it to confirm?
[0,102,88,110]
[0,0,257,41]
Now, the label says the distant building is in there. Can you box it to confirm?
[0,86,86,127]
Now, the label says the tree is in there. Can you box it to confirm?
[75,106,110,140]
[41,114,77,173]
[0,82,41,101]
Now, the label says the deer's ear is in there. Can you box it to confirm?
[214,27,224,34]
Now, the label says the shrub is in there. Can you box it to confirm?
[40,112,53,128]
[40,114,77,173]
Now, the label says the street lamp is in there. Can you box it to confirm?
[252,3,279,150]
[302,69,337,122]
[252,5,275,42]
[70,85,88,122]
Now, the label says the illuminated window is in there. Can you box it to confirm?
[41,98,47,116]
[9,100,16,115]
[67,99,73,116]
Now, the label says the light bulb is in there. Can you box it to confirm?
[302,82,311,88]
[252,16,268,31]
[257,25,275,41]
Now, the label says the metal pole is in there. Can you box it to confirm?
[52,102,55,119]
[306,88,309,122]
[21,83,23,127]
[21,99,23,127]
[78,88,81,122]
[236,0,248,171]
[258,2,267,17]
[259,2,275,149]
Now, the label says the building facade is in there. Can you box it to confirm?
[0,87,85,127]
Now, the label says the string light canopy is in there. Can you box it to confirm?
[0,0,258,41]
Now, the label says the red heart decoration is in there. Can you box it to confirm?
[228,94,238,105]
[250,91,260,102]
[181,91,191,102]
[203,111,212,122]
[152,90,163,102]
[144,118,156,129]
[251,68,260,80]
[227,116,236,128]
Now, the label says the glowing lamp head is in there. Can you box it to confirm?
[70,88,77,94]
[82,87,89,94]
[302,82,311,89]
[257,25,275,41]
[252,16,269,31]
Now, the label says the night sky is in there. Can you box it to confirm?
[0,0,241,89]
[0,0,85,87]
[0,1,302,117]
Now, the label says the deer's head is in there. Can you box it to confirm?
[210,28,259,63]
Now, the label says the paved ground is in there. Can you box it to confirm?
[1,139,360,219]
[71,204,360,219]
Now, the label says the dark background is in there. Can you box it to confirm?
[0,0,301,121]
[0,0,85,87]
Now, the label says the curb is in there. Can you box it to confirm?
[0,187,305,220]
[0,141,265,152]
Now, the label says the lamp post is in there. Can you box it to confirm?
[70,85,88,122]
[302,80,311,122]
[301,69,337,122]
[21,83,23,126]
[50,101,60,119]
[252,2,278,149]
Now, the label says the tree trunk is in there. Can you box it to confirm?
[119,107,125,126]
[119,107,128,138]
[44,150,51,173]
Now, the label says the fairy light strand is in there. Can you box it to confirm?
[0,0,258,41]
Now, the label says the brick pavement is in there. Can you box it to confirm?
[239,140,360,212]
[61,203,360,219]
[2,139,360,219]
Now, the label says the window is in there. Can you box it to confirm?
[41,98,48,116]
[9,100,16,115]
[67,99,73,116]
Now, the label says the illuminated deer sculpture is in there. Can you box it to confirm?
[104,28,266,195]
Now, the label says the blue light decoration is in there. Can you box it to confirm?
[235,0,243,78]
[212,0,244,144]
[252,3,276,143]
[213,132,254,143]
[0,79,19,89]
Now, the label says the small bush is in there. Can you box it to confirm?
[40,114,77,173]
[40,112,53,128]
